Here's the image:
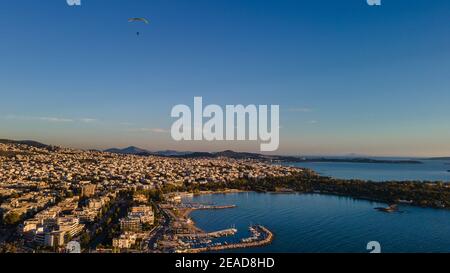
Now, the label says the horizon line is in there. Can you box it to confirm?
[0,137,447,159]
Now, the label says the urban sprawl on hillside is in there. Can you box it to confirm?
[0,142,300,253]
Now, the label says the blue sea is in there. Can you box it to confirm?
[284,159,450,182]
[185,192,450,253]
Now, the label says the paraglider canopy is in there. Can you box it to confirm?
[128,18,150,24]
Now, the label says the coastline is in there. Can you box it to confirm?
[178,197,274,253]
[185,186,450,214]
[186,171,450,209]
[193,189,249,196]
[182,225,274,253]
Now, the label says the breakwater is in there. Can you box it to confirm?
[182,225,273,253]
[178,228,238,238]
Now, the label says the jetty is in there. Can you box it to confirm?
[177,203,236,210]
[181,225,274,253]
[157,201,274,253]
[178,228,238,238]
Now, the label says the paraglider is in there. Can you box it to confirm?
[128,17,150,36]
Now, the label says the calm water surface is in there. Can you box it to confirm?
[185,192,450,253]
[284,160,450,182]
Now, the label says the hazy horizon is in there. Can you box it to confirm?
[1,136,448,158]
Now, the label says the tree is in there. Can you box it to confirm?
[80,233,91,248]
[3,212,21,225]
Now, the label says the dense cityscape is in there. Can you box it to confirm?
[0,140,300,253]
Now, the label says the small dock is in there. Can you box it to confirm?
[178,203,236,210]
[181,225,274,253]
[178,228,238,238]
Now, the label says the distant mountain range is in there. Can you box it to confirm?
[0,139,52,149]
[103,146,424,164]
[0,139,439,164]
[104,146,150,155]
[103,147,287,160]
[104,146,192,157]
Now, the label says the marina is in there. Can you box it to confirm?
[154,195,275,253]
[182,225,274,253]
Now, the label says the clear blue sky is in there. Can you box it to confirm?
[0,0,449,156]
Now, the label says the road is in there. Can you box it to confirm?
[145,203,171,252]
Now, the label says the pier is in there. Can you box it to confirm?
[156,200,274,253]
[181,225,274,253]
[178,228,238,238]
[177,203,237,210]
